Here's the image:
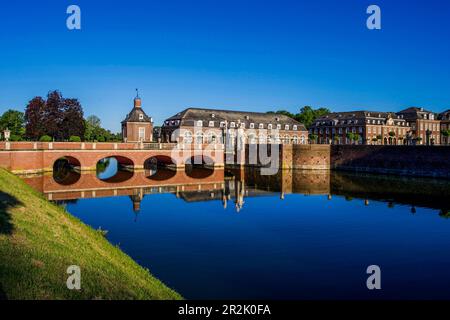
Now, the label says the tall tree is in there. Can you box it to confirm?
[25,97,46,140]
[43,91,64,140]
[0,110,25,139]
[61,98,85,139]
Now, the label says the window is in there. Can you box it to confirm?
[196,120,203,127]
[206,131,216,143]
[209,121,214,127]
[276,124,281,130]
[268,124,273,130]
[241,123,246,128]
[250,123,255,129]
[138,127,145,141]
[220,121,225,128]
[285,125,289,130]
[248,133,257,144]
[230,122,236,128]
[139,114,144,120]
[293,125,297,131]
[195,132,203,144]
[184,130,193,144]
[259,123,264,129]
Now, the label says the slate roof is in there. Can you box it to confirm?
[163,107,307,130]
[122,106,152,123]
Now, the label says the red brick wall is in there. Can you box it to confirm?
[331,145,450,178]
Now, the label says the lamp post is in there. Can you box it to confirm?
[4,128,11,142]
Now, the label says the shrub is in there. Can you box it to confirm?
[97,136,106,142]
[69,136,81,142]
[39,135,52,142]
[10,134,22,141]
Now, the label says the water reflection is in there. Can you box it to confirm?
[18,167,450,299]
[97,157,134,183]
[53,157,81,185]
[25,165,450,216]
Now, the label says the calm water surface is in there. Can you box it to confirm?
[22,159,450,299]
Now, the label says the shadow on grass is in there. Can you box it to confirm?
[0,283,6,300]
[0,191,23,235]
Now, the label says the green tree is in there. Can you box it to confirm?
[69,136,81,142]
[352,133,361,144]
[0,109,25,139]
[39,135,52,142]
[441,130,450,145]
[308,133,318,144]
[269,106,331,129]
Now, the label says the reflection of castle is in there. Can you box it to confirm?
[22,167,450,218]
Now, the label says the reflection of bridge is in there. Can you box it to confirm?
[0,141,225,174]
[24,169,225,199]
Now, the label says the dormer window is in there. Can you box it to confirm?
[250,123,255,129]
[241,123,246,128]
[259,123,264,129]
[196,120,203,127]
[209,121,214,127]
[268,124,273,130]
[285,125,289,130]
[211,113,215,118]
[230,122,236,128]
[276,124,281,130]
[275,117,280,121]
[220,121,225,128]
[245,115,250,120]
[293,125,297,130]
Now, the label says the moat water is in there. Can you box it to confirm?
[21,158,450,299]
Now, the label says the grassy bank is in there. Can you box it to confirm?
[0,169,181,300]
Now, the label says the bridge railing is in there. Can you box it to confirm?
[0,141,227,151]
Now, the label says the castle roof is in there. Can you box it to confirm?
[163,107,306,130]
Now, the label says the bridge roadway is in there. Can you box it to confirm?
[0,141,226,174]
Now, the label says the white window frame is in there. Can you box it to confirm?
[138,127,145,141]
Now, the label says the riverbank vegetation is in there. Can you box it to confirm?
[0,169,181,300]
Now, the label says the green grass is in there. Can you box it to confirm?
[0,169,182,300]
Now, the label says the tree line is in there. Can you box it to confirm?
[268,106,331,129]
[0,90,121,142]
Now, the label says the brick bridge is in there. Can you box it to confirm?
[0,141,226,174]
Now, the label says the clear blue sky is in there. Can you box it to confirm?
[1,0,449,132]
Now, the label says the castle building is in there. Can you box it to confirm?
[121,94,153,142]
[397,107,441,145]
[439,110,450,145]
[310,111,409,145]
[160,107,308,145]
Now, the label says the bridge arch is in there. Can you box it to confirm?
[53,156,82,185]
[96,155,134,183]
[144,155,177,181]
[185,155,215,179]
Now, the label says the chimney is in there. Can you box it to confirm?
[134,88,141,108]
[134,97,142,108]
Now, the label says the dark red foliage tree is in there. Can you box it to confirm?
[24,91,86,141]
[43,91,64,140]
[61,98,85,139]
[24,97,46,140]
